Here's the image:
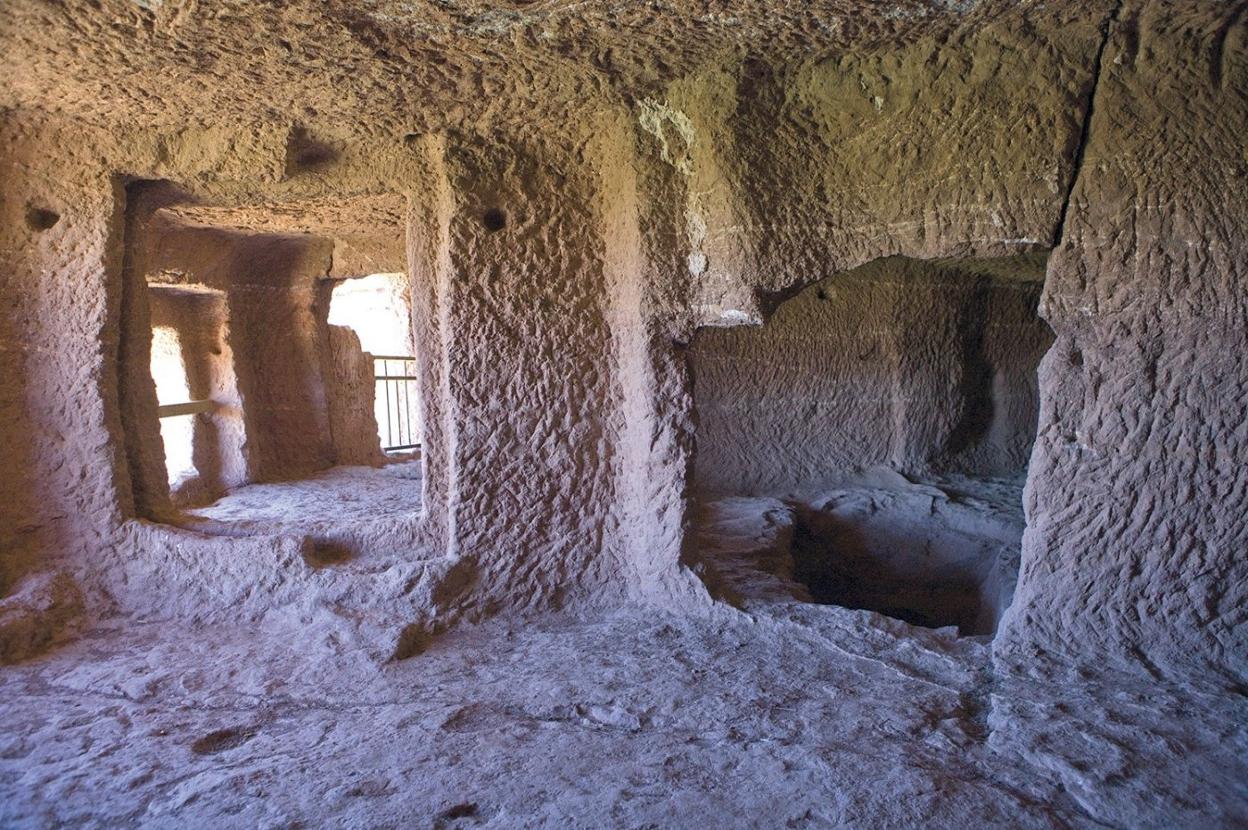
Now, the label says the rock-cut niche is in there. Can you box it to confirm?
[115,181,424,561]
[689,252,1054,636]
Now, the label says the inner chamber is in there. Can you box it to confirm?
[116,183,425,563]
[689,253,1052,636]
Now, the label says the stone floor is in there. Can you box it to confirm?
[185,459,423,531]
[1,599,1244,828]
[177,459,423,561]
[2,471,1244,828]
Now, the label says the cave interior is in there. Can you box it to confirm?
[0,1,1245,826]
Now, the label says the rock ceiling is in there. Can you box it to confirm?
[0,0,1090,131]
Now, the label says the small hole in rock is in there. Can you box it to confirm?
[392,623,437,660]
[26,206,60,231]
[285,127,338,173]
[482,208,507,232]
[1069,348,1084,368]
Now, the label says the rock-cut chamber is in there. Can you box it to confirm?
[690,253,1053,636]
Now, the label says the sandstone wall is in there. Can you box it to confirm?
[996,1,1248,677]
[0,0,1244,678]
[406,131,639,610]
[690,256,1051,496]
[0,122,128,588]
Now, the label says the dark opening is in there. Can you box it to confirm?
[690,252,1053,636]
[285,126,338,173]
[482,208,507,232]
[25,205,60,231]
[787,477,1025,635]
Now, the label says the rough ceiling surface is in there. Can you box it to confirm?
[1,0,1101,130]
[1,0,1246,825]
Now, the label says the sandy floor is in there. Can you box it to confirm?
[185,459,423,531]
[1,602,1244,828]
[177,460,424,561]
[3,475,1244,827]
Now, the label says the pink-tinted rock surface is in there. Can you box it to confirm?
[0,0,1244,824]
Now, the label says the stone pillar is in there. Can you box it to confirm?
[147,286,247,506]
[319,321,386,467]
[998,1,1248,676]
[427,130,625,608]
[223,232,336,482]
[407,126,713,610]
[596,111,712,604]
[0,115,130,579]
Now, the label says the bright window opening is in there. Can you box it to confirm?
[327,273,411,355]
[327,274,420,453]
[150,326,198,486]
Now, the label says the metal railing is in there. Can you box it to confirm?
[373,355,421,453]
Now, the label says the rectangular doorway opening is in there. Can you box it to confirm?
[325,272,422,458]
[689,252,1053,637]
[119,186,426,562]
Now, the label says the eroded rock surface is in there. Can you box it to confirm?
[0,0,1245,823]
[691,255,1051,495]
[696,473,1025,635]
[1,605,1244,828]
